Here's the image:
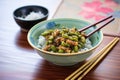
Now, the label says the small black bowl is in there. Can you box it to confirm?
[13,5,49,32]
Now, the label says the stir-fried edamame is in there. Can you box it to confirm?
[40,27,86,53]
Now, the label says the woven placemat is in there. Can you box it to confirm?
[54,0,120,36]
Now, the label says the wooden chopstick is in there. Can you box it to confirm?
[77,37,119,80]
[79,15,115,38]
[79,15,113,32]
[65,37,119,80]
[65,37,117,80]
[85,18,115,38]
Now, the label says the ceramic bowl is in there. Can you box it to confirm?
[13,5,49,32]
[27,18,103,66]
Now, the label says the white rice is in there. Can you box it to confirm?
[18,11,45,20]
[80,38,92,51]
[37,36,46,48]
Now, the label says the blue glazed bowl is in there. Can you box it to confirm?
[27,18,103,66]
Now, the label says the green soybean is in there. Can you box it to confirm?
[49,36,54,40]
[72,36,78,41]
[41,30,53,36]
[51,45,57,52]
[61,41,66,46]
[79,42,85,48]
[58,49,64,53]
[48,40,53,44]
[61,41,70,47]
[81,36,86,43]
[62,34,69,38]
[74,46,79,52]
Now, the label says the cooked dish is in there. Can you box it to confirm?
[38,27,92,53]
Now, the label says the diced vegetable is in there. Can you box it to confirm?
[39,27,87,53]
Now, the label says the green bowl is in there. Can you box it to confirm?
[27,18,103,66]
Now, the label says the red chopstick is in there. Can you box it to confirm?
[79,15,115,38]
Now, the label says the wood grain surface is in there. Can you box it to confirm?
[0,0,120,80]
[1,30,120,80]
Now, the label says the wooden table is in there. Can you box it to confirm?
[1,1,120,80]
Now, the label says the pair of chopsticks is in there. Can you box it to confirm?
[79,15,115,38]
[65,37,119,80]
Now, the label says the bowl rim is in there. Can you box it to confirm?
[27,18,103,56]
[13,5,49,21]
